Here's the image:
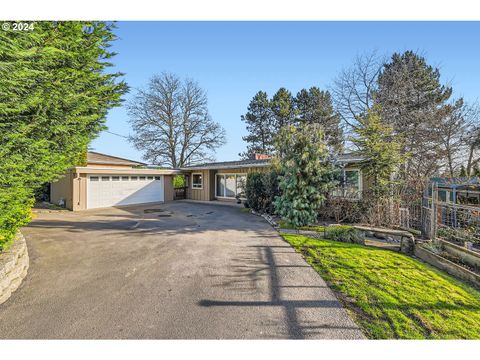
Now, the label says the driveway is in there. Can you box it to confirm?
[0,201,364,339]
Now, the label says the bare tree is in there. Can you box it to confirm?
[127,73,226,168]
[464,102,480,176]
[331,51,385,132]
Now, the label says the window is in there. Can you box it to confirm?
[332,169,361,199]
[101,176,110,181]
[225,175,236,197]
[121,176,129,181]
[139,176,146,181]
[344,170,360,197]
[216,174,247,198]
[112,176,120,181]
[216,175,225,197]
[90,176,99,182]
[192,173,203,189]
[147,176,154,180]
[154,176,161,180]
[131,176,138,181]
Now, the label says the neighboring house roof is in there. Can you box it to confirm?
[181,153,364,171]
[431,177,480,190]
[87,151,146,167]
[181,158,271,171]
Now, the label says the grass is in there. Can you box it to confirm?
[282,234,480,339]
[240,208,251,213]
[278,219,327,232]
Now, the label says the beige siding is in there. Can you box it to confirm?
[51,170,74,210]
[186,170,212,201]
[72,173,87,211]
[164,175,175,202]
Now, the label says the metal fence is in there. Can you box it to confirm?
[396,183,480,243]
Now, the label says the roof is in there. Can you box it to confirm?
[181,153,364,171]
[336,153,364,164]
[87,151,146,166]
[181,158,271,171]
[431,177,480,189]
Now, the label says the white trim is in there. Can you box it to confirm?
[191,172,203,189]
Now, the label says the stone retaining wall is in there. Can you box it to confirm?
[0,232,29,305]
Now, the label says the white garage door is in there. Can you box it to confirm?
[87,174,164,209]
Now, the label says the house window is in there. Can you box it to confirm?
[192,173,203,189]
[139,176,146,181]
[154,176,161,180]
[112,176,120,181]
[101,176,110,181]
[121,176,129,181]
[131,176,138,181]
[90,176,99,182]
[147,176,154,180]
[215,174,247,198]
[332,169,361,199]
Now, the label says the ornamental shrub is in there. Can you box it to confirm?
[274,124,337,227]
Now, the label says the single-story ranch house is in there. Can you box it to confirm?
[51,151,368,211]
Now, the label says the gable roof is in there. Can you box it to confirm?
[87,151,146,166]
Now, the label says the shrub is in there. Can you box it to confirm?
[0,22,127,251]
[245,171,280,214]
[325,225,364,244]
[274,124,337,227]
[0,187,34,251]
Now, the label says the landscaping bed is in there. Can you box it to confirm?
[282,233,480,339]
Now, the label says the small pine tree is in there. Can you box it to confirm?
[351,106,405,199]
[459,165,468,177]
[274,124,337,227]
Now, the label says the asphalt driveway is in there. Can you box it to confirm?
[0,201,364,339]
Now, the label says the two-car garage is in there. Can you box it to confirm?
[50,152,177,211]
[87,174,165,209]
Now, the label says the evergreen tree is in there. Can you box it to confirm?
[375,51,454,183]
[274,124,337,227]
[459,165,468,177]
[351,106,404,199]
[295,87,343,153]
[0,21,127,249]
[271,87,296,129]
[239,91,275,159]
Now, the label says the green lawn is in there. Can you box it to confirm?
[282,234,480,339]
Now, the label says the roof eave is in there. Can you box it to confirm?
[181,162,271,171]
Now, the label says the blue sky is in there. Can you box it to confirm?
[91,21,480,163]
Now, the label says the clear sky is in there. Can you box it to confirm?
[91,21,480,163]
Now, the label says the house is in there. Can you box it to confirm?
[180,153,368,202]
[51,151,368,211]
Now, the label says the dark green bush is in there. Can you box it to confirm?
[245,171,280,214]
[0,22,127,251]
[326,225,364,244]
[246,172,265,212]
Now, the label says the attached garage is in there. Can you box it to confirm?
[87,174,165,209]
[51,152,179,211]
